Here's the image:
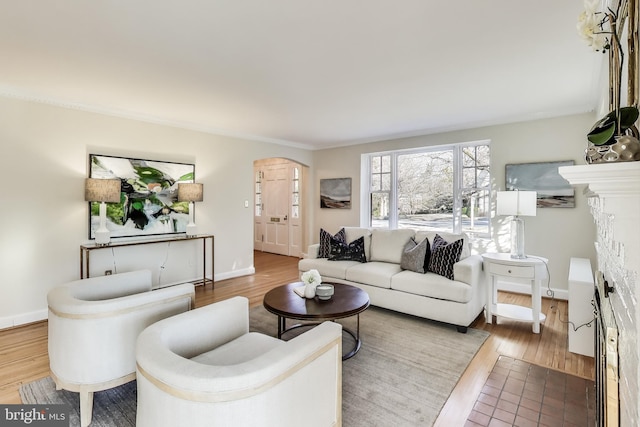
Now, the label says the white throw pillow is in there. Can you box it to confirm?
[369,229,415,264]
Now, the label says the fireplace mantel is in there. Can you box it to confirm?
[560,162,640,427]
[558,162,640,197]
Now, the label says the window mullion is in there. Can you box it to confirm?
[390,153,398,229]
[452,146,462,234]
[360,155,372,227]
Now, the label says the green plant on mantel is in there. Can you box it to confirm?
[588,106,639,145]
[578,0,640,161]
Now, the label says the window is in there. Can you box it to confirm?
[291,166,300,219]
[370,155,391,228]
[255,170,262,216]
[363,141,490,236]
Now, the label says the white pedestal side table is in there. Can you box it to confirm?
[482,252,548,333]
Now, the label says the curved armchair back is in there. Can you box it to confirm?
[47,270,194,427]
[136,297,343,427]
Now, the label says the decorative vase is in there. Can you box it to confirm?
[304,282,317,298]
[585,135,640,164]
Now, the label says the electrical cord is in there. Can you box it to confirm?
[110,247,118,274]
[158,242,171,287]
[525,254,595,332]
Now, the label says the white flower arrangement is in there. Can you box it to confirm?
[577,0,610,52]
[301,269,322,286]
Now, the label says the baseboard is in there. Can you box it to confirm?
[0,308,48,330]
[214,267,256,282]
[497,281,569,301]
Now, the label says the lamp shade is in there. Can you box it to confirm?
[178,183,204,202]
[85,178,121,203]
[497,191,537,216]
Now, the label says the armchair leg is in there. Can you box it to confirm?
[80,391,94,427]
[456,326,468,333]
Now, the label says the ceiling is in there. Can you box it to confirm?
[0,1,602,150]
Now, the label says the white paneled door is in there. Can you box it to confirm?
[262,164,290,255]
[254,160,304,257]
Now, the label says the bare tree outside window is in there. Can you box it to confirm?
[366,142,490,235]
[397,150,454,231]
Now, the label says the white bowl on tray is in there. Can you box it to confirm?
[315,284,334,300]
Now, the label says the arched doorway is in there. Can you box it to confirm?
[254,158,308,257]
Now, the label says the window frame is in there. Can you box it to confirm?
[360,140,491,237]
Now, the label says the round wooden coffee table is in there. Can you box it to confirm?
[263,282,370,360]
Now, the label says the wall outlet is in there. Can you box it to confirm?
[105,270,112,275]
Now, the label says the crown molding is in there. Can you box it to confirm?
[0,86,315,151]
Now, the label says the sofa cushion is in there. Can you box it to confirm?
[318,228,346,258]
[428,234,464,280]
[343,227,372,261]
[369,229,415,264]
[345,261,402,289]
[299,258,361,280]
[415,231,471,260]
[391,270,472,303]
[190,332,284,366]
[400,238,429,274]
[329,236,367,262]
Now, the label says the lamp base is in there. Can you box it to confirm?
[95,229,111,246]
[510,216,526,259]
[185,223,198,238]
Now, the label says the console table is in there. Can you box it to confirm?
[482,252,548,333]
[80,234,214,287]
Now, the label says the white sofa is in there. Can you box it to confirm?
[47,270,195,427]
[136,296,343,427]
[299,227,486,333]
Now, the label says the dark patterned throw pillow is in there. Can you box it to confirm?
[328,236,367,263]
[319,228,346,258]
[428,234,464,280]
[400,238,430,273]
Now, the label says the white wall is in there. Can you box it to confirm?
[310,113,598,296]
[0,94,599,327]
[0,96,312,328]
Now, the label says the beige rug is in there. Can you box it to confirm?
[21,305,488,426]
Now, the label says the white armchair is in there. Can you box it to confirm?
[47,270,194,427]
[136,296,343,427]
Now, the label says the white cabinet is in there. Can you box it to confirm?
[568,257,595,357]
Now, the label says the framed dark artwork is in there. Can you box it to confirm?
[88,154,195,239]
[320,178,352,209]
[505,160,575,208]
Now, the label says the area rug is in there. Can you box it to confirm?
[21,306,488,427]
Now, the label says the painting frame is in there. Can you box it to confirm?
[320,177,352,209]
[505,160,575,208]
[88,154,196,240]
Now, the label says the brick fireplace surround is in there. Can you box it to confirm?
[560,162,640,426]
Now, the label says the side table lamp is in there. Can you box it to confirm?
[85,178,121,246]
[178,183,204,237]
[497,190,537,259]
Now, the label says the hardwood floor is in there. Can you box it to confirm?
[0,251,594,426]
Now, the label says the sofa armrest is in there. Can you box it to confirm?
[305,243,320,259]
[453,254,483,287]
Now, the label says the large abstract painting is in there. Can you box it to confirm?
[88,154,195,239]
[505,160,575,208]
